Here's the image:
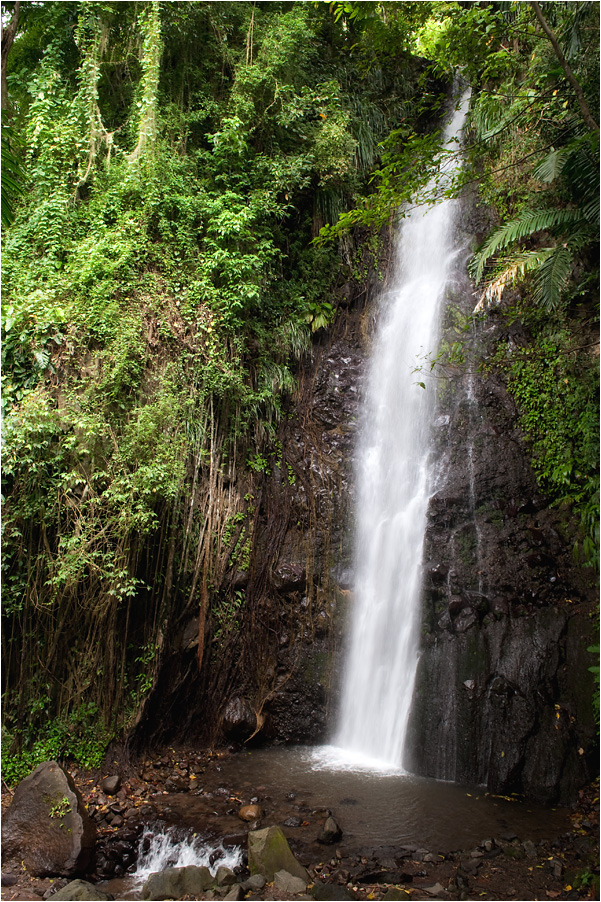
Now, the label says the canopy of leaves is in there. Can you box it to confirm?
[1,0,434,771]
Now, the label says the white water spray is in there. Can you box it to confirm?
[333,90,470,771]
[133,827,242,883]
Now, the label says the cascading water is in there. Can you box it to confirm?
[333,89,471,772]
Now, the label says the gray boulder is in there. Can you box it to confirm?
[274,869,308,894]
[141,865,213,900]
[51,880,114,900]
[2,761,96,877]
[248,826,308,882]
[215,866,237,886]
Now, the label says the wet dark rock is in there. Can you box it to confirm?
[164,775,189,793]
[310,885,356,900]
[222,698,257,742]
[2,762,96,878]
[141,865,213,900]
[448,596,465,616]
[1,874,18,887]
[271,562,307,592]
[453,607,477,633]
[100,776,121,795]
[284,816,303,827]
[317,816,343,844]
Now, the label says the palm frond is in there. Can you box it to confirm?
[532,244,573,310]
[470,208,581,283]
[533,145,575,183]
[474,248,555,311]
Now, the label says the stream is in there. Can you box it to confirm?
[100,745,570,899]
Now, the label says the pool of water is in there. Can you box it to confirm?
[213,745,570,852]
[100,744,570,898]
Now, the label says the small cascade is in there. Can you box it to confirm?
[133,826,242,883]
[334,89,471,771]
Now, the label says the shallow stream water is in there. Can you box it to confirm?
[100,746,570,899]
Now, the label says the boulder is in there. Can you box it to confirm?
[248,825,309,882]
[2,762,96,877]
[100,776,121,795]
[222,698,257,741]
[141,865,213,900]
[274,869,307,894]
[51,880,114,900]
[215,865,237,886]
[317,816,342,844]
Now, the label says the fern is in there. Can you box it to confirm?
[532,244,574,310]
[474,248,554,310]
[470,207,580,283]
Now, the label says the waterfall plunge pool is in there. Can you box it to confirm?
[100,744,570,900]
[210,746,570,852]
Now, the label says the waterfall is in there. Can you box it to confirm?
[334,90,471,772]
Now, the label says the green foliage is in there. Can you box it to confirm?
[2,702,112,786]
[498,318,599,568]
[1,0,432,757]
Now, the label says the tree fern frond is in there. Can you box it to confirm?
[532,244,573,310]
[533,145,574,183]
[470,208,580,283]
[473,248,554,311]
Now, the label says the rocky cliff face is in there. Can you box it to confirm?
[402,202,598,803]
[141,203,597,804]
[262,196,598,803]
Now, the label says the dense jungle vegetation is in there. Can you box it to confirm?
[1,0,599,782]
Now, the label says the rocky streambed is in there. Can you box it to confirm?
[1,746,599,902]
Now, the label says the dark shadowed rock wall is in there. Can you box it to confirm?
[403,200,598,803]
[263,193,598,803]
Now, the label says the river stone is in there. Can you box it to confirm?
[223,887,243,901]
[317,815,342,844]
[51,880,114,900]
[241,874,266,891]
[248,825,308,882]
[141,865,213,900]
[100,775,121,795]
[422,883,446,897]
[381,891,411,901]
[215,865,237,886]
[274,869,308,894]
[2,761,96,877]
[238,803,263,822]
[310,885,355,900]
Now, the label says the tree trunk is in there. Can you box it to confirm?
[1,1,20,113]
[530,1,599,134]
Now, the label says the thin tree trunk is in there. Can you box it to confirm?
[530,1,599,134]
[1,1,20,112]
